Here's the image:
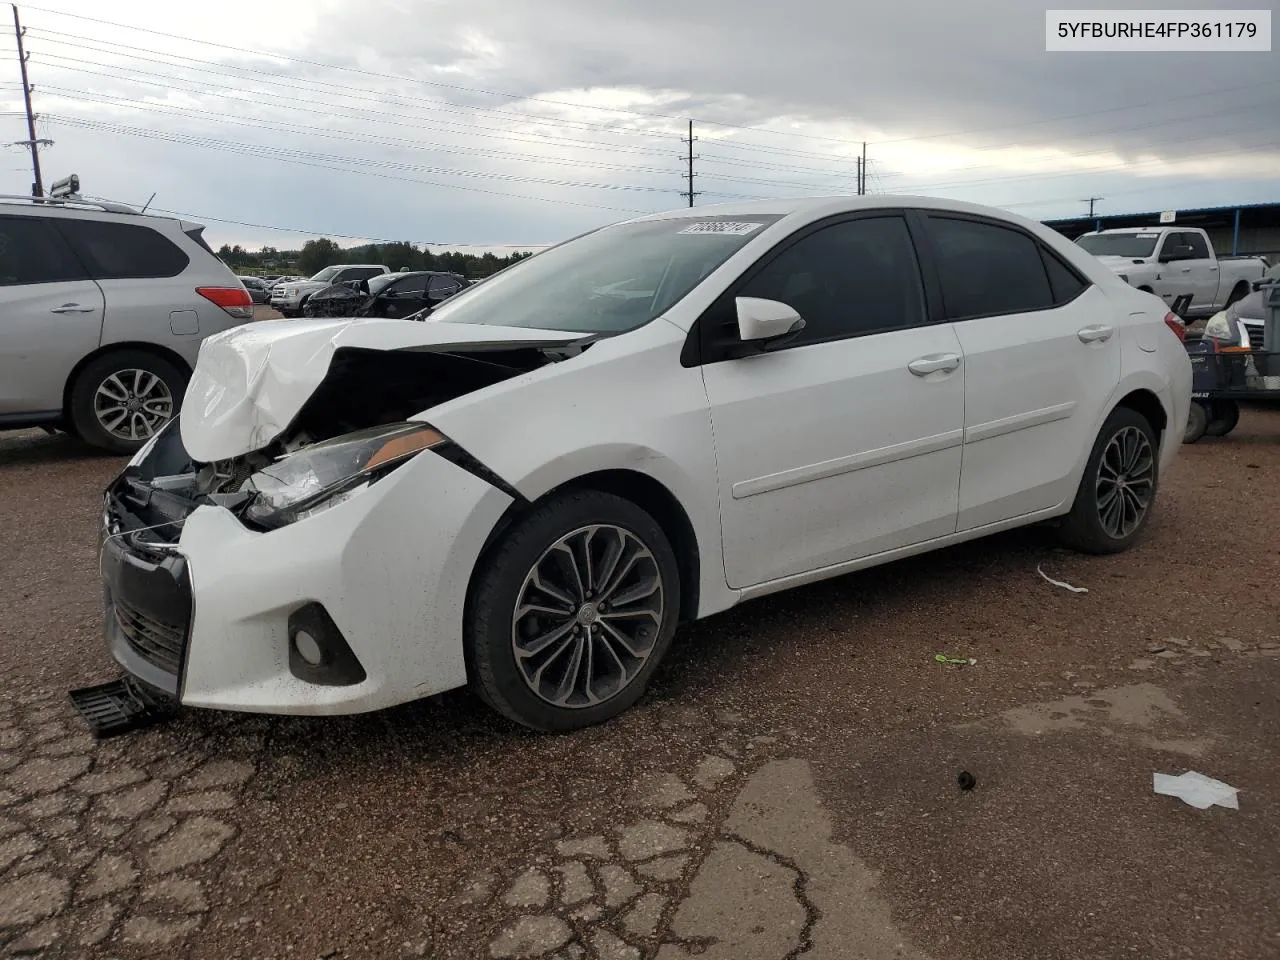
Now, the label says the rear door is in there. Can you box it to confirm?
[379,274,431,317]
[0,214,104,416]
[52,217,208,354]
[694,213,966,588]
[915,212,1121,531]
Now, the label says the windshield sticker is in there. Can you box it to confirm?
[1135,233,1159,238]
[678,221,765,236]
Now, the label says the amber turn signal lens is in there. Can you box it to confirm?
[364,427,446,472]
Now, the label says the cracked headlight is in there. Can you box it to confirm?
[242,423,447,529]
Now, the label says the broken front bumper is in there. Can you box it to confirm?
[101,445,514,717]
[101,519,193,698]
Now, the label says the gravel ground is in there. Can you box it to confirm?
[0,403,1277,959]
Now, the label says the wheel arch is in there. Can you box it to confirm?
[477,468,702,624]
[62,341,194,419]
[1113,386,1168,440]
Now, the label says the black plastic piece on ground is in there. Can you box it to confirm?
[67,676,176,739]
[957,770,977,791]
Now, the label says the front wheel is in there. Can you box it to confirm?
[465,490,681,731]
[1183,402,1209,444]
[1058,407,1159,554]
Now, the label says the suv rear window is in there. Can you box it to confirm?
[55,219,190,280]
[0,215,88,285]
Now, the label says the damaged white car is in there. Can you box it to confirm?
[96,197,1191,732]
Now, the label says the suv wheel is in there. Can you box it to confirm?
[1057,407,1159,554]
[466,490,681,731]
[69,350,187,455]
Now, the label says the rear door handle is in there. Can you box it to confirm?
[907,353,961,376]
[1077,324,1115,343]
[50,303,95,314]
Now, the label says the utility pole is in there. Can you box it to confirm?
[855,157,862,196]
[860,141,867,195]
[1082,196,1103,217]
[11,4,43,197]
[681,120,699,207]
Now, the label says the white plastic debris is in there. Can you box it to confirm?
[1153,771,1239,810]
[1037,565,1089,593]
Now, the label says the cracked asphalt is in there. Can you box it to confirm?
[1,401,1278,960]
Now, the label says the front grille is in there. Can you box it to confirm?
[114,599,187,676]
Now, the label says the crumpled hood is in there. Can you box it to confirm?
[180,316,585,463]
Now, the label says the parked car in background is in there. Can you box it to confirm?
[270,265,391,317]
[237,275,272,304]
[0,195,254,453]
[302,270,470,319]
[1075,226,1267,318]
[104,195,1190,732]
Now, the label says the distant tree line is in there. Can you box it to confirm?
[216,239,535,279]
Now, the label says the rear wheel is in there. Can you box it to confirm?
[1205,400,1240,437]
[69,350,187,455]
[1058,407,1159,554]
[466,490,681,731]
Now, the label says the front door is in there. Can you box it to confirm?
[695,214,965,589]
[0,214,105,416]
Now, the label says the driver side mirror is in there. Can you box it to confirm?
[735,297,805,348]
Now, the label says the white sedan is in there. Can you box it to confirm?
[100,196,1192,731]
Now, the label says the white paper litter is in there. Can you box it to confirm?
[1153,771,1239,810]
[1036,565,1089,594]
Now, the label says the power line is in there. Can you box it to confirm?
[28,3,1279,155]
[50,116,655,214]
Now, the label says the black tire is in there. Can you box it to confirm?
[1205,400,1240,438]
[466,489,681,732]
[1183,402,1209,444]
[68,350,188,455]
[1225,282,1249,308]
[1058,406,1160,554]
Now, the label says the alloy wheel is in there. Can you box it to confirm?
[93,369,175,442]
[511,524,665,709]
[1096,425,1154,538]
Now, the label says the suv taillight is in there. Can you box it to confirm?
[197,287,254,320]
[1163,311,1186,341]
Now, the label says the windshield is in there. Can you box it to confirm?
[428,215,783,333]
[1076,233,1159,258]
[310,266,340,282]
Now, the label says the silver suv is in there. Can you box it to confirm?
[0,196,254,454]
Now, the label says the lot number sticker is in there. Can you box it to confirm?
[678,221,765,236]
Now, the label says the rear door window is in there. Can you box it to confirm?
[427,275,462,300]
[1184,232,1210,259]
[55,219,190,279]
[0,215,88,285]
[923,216,1055,319]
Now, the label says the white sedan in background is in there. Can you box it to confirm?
[100,195,1191,732]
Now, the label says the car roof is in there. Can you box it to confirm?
[621,193,1060,235]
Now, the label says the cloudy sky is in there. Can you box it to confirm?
[1,0,1276,253]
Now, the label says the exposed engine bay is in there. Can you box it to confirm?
[109,340,589,546]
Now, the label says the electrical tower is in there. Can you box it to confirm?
[681,120,700,207]
[10,4,47,197]
[1082,196,1103,217]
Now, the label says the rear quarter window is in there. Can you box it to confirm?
[55,219,190,280]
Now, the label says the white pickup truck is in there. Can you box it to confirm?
[1075,226,1267,319]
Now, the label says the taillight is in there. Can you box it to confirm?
[196,286,254,320]
[1163,311,1186,341]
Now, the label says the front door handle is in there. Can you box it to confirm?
[907,353,961,376]
[50,303,95,314]
[1077,324,1115,343]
